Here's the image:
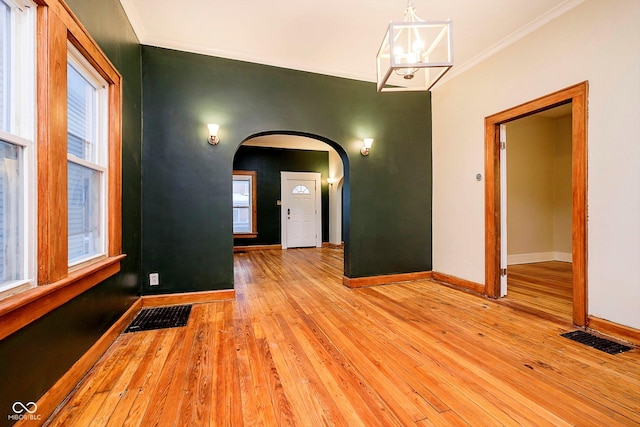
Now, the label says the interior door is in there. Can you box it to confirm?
[281,172,321,249]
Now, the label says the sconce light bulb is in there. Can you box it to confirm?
[207,123,220,145]
[361,138,373,156]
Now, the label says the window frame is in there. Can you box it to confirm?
[232,170,257,238]
[0,0,36,300]
[66,42,109,268]
[0,0,124,341]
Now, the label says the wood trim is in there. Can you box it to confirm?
[234,233,258,239]
[571,92,588,326]
[35,0,123,281]
[37,3,68,284]
[142,289,236,307]
[17,298,142,426]
[484,118,500,298]
[484,82,588,326]
[588,316,640,347]
[323,242,344,249]
[432,271,485,294]
[108,74,123,255]
[343,271,433,289]
[45,0,121,85]
[234,244,281,252]
[0,255,125,341]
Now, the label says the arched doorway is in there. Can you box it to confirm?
[231,131,350,272]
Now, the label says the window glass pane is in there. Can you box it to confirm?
[292,185,310,194]
[67,62,97,162]
[0,140,22,282]
[67,162,102,263]
[233,207,250,233]
[233,174,255,234]
[232,179,250,207]
[0,1,10,132]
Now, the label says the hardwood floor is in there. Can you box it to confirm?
[46,248,640,426]
[506,261,573,323]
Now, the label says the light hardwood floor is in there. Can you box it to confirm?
[506,261,573,323]
[46,248,639,426]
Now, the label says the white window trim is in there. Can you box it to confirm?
[67,43,109,269]
[0,0,36,300]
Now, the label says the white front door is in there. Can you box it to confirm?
[281,172,321,249]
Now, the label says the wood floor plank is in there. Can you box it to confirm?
[363,282,639,424]
[46,248,640,426]
[106,328,179,426]
[137,303,204,426]
[507,261,573,321]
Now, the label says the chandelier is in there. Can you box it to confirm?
[376,0,453,92]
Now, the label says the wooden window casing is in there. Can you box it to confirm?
[233,170,257,238]
[0,0,124,341]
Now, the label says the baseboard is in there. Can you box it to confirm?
[507,251,572,265]
[142,289,235,307]
[431,272,485,294]
[23,298,142,425]
[323,242,344,249]
[234,244,281,252]
[588,316,640,347]
[343,271,433,288]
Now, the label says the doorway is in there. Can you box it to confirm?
[281,171,322,249]
[484,82,588,326]
[505,104,573,321]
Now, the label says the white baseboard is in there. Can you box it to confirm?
[508,251,572,265]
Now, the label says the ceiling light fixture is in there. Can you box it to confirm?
[376,0,453,92]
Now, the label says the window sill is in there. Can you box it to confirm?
[234,233,258,239]
[0,254,126,341]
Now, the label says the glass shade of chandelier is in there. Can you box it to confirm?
[376,1,453,92]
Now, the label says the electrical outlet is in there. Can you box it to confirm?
[149,273,159,286]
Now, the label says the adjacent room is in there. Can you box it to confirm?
[0,0,638,425]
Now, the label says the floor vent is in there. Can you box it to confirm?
[125,305,192,333]
[560,330,632,355]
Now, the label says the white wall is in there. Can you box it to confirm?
[506,114,572,264]
[432,0,640,329]
[552,116,572,255]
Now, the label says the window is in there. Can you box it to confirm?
[292,185,311,194]
[0,0,123,340]
[0,0,35,299]
[67,45,108,267]
[233,171,257,237]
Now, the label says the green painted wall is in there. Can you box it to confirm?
[233,146,330,246]
[0,1,141,423]
[142,46,432,295]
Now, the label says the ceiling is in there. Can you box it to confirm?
[119,0,584,85]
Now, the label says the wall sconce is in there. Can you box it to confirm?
[360,138,373,156]
[207,123,220,145]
